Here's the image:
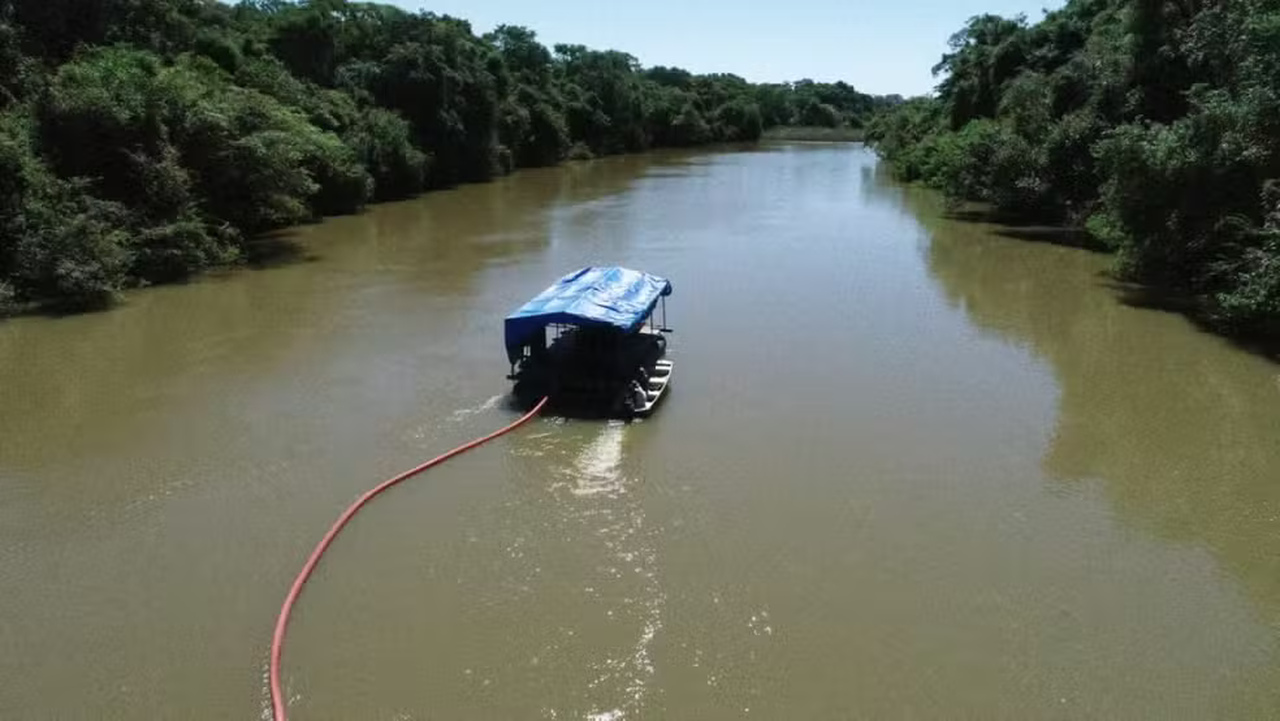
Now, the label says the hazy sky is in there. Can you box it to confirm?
[385,0,1064,96]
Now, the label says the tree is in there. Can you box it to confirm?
[871,0,1280,334]
[933,14,1029,129]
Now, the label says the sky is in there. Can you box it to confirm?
[386,0,1065,97]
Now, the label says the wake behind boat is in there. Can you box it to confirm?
[504,266,674,418]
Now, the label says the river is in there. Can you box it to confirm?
[2,144,1279,719]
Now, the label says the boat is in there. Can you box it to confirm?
[504,266,674,418]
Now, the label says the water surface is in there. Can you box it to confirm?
[2,144,1279,719]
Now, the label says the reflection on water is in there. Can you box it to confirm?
[3,144,1280,718]
[544,421,664,721]
[563,424,663,720]
[914,185,1280,712]
[562,422,628,498]
[915,186,1280,620]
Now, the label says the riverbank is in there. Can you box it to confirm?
[1,0,898,316]
[0,141,740,320]
[762,126,866,142]
[880,183,1280,358]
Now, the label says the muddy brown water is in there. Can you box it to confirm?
[2,144,1279,719]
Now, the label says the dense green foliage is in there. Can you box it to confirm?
[0,0,887,311]
[868,0,1280,333]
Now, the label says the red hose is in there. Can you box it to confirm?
[269,396,549,721]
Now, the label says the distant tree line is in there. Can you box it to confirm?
[867,0,1280,335]
[0,0,892,311]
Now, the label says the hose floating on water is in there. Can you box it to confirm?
[269,396,550,721]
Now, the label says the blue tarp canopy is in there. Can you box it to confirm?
[505,266,673,363]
